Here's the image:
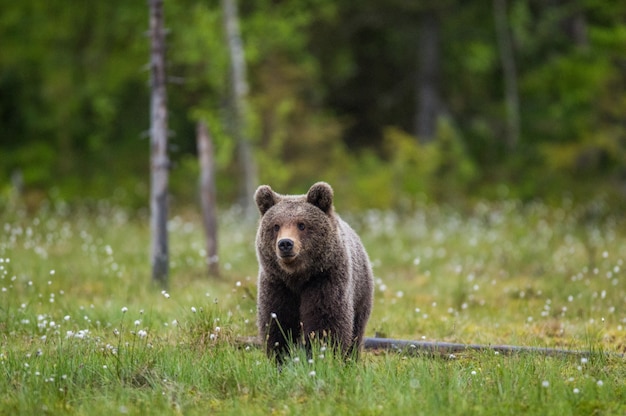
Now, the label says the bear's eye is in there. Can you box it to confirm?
[273,224,280,232]
[297,222,305,231]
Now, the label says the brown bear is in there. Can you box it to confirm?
[254,182,374,363]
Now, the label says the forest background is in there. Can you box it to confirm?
[1,0,625,213]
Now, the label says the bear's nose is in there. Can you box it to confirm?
[277,238,294,253]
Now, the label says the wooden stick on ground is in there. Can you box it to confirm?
[363,337,619,358]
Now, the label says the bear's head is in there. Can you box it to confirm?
[255,182,336,275]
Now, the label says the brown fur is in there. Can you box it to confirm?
[255,182,374,362]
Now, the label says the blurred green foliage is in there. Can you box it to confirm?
[1,0,625,211]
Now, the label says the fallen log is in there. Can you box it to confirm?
[363,337,621,358]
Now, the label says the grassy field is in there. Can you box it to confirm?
[1,198,625,415]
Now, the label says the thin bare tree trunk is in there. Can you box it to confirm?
[415,10,441,143]
[149,0,169,287]
[222,0,257,218]
[493,0,520,151]
[197,121,219,277]
[558,0,588,48]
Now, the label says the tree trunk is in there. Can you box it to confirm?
[197,121,219,277]
[222,0,257,218]
[559,0,588,48]
[493,0,520,151]
[415,10,441,143]
[149,0,169,287]
[362,337,603,358]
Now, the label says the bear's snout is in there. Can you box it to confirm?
[277,238,295,256]
[275,224,302,262]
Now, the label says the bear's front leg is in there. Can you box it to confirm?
[299,281,354,358]
[257,278,302,362]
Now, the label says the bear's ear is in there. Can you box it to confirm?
[255,185,279,215]
[306,182,334,214]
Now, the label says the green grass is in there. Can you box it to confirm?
[1,199,625,415]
